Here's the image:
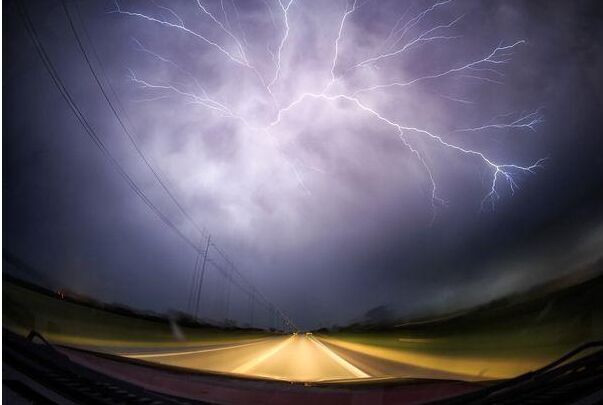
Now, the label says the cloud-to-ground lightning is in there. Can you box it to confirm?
[114,0,546,221]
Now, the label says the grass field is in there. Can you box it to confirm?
[3,280,272,350]
[319,272,603,378]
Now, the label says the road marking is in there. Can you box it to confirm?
[121,339,271,358]
[232,335,294,374]
[309,336,371,378]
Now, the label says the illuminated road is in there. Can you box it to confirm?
[115,334,525,382]
[119,335,368,382]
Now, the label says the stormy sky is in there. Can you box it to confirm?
[4,0,603,329]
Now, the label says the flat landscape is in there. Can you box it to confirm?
[5,271,602,383]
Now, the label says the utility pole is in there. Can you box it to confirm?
[250,294,254,328]
[187,237,204,314]
[194,235,211,321]
[224,268,231,322]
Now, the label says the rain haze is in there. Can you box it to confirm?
[4,0,603,330]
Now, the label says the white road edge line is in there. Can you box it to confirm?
[309,336,371,378]
[121,338,272,358]
[232,335,295,374]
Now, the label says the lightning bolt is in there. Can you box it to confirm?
[111,1,248,68]
[131,38,208,95]
[328,0,358,87]
[114,0,546,221]
[349,14,464,72]
[453,110,545,133]
[193,0,248,63]
[269,92,545,216]
[353,40,527,95]
[128,69,230,116]
[386,0,453,52]
[268,0,295,90]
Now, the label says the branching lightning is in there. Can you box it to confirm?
[349,13,464,72]
[268,0,295,90]
[352,40,528,95]
[112,1,248,68]
[193,0,248,64]
[113,0,546,220]
[328,0,358,87]
[453,110,545,133]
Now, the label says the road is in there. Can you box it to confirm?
[115,334,490,382]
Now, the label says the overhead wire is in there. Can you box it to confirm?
[66,0,285,325]
[16,0,294,330]
[62,0,208,240]
[13,0,198,253]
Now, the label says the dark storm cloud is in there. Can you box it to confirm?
[4,0,603,328]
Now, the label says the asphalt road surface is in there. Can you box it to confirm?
[116,334,485,382]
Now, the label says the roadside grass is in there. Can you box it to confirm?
[320,272,603,377]
[3,281,272,349]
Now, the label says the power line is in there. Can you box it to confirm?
[65,0,281,326]
[186,237,205,314]
[61,0,208,240]
[193,235,211,320]
[17,0,295,331]
[13,0,198,253]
